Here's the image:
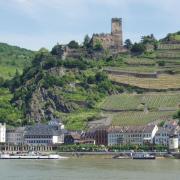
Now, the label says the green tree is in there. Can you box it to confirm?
[68,41,79,49]
[83,35,91,48]
[131,43,146,54]
[141,34,156,45]
[51,44,64,56]
[95,72,108,82]
[124,39,132,49]
[93,40,103,51]
[173,110,180,120]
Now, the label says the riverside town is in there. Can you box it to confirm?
[0,17,180,161]
[1,1,180,179]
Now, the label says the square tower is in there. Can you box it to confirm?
[111,18,123,47]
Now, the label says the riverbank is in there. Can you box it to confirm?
[58,151,180,160]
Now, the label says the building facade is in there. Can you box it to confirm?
[24,124,64,146]
[6,127,25,145]
[154,128,170,146]
[108,125,158,146]
[82,126,108,146]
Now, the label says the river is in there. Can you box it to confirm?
[0,157,180,180]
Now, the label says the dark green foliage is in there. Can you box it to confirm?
[158,121,165,127]
[0,43,34,68]
[68,40,79,49]
[131,43,146,54]
[83,35,91,48]
[51,44,64,56]
[124,39,133,49]
[86,75,96,84]
[158,61,165,66]
[95,72,108,82]
[93,40,103,51]
[141,34,157,45]
[97,80,113,94]
[63,59,89,70]
[0,88,23,126]
[42,56,57,69]
[58,144,167,152]
[173,110,180,120]
[58,144,106,152]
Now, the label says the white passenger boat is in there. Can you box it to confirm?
[0,153,68,160]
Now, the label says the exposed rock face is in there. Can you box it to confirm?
[12,66,82,123]
[27,87,79,122]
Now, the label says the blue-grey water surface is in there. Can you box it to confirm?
[0,157,180,180]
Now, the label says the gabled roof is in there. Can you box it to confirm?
[24,124,62,136]
[107,125,157,134]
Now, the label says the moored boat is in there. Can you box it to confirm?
[132,153,156,160]
[0,153,68,160]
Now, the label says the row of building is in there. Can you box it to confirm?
[0,119,179,150]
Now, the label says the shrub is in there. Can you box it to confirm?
[158,61,165,66]
[51,44,64,56]
[131,43,146,54]
[68,41,79,49]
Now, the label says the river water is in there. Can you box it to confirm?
[0,157,180,180]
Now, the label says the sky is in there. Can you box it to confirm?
[0,0,180,50]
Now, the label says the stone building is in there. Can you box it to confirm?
[91,18,124,51]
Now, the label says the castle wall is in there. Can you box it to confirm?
[92,34,114,49]
[91,18,123,50]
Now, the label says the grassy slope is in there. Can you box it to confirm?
[100,47,180,127]
[111,111,174,126]
[0,43,34,79]
[0,88,23,125]
[109,74,180,89]
[0,43,34,125]
[101,93,180,110]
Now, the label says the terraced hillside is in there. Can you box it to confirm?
[111,111,174,126]
[101,93,180,111]
[101,92,179,126]
[109,74,180,90]
[101,44,180,127]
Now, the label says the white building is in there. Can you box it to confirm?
[0,123,6,143]
[155,120,180,147]
[108,127,124,146]
[154,128,170,146]
[6,127,25,145]
[108,125,158,146]
[24,124,64,146]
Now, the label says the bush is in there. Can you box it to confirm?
[95,72,108,82]
[63,59,88,70]
[93,40,103,51]
[158,61,165,66]
[68,41,79,49]
[131,43,146,54]
[43,57,57,69]
[51,44,64,56]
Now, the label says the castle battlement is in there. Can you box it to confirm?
[91,18,123,50]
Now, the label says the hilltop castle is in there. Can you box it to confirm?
[63,18,126,59]
[91,18,123,50]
